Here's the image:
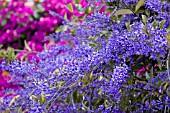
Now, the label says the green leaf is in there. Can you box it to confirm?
[64,13,68,20]
[157,60,162,70]
[104,100,110,107]
[106,8,115,13]
[101,30,108,34]
[125,22,131,31]
[62,25,68,31]
[7,47,16,61]
[70,29,76,35]
[135,0,145,12]
[50,83,53,88]
[155,69,167,74]
[145,9,150,17]
[33,10,40,19]
[75,0,80,4]
[73,90,78,102]
[160,20,166,29]
[2,2,7,7]
[66,3,74,13]
[163,81,169,90]
[1,19,7,26]
[24,40,31,51]
[135,9,145,14]
[44,43,47,50]
[152,19,157,28]
[166,25,170,32]
[89,72,93,82]
[142,15,147,24]
[114,9,133,16]
[142,96,147,103]
[55,27,61,33]
[150,66,154,79]
[85,7,89,14]
[75,4,82,11]
[156,81,162,89]
[39,93,46,105]
[145,72,150,79]
[89,42,95,48]
[166,33,170,46]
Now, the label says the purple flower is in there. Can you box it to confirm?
[145,0,163,12]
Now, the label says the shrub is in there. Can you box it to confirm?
[0,0,170,112]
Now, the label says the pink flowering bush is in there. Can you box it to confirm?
[0,0,89,61]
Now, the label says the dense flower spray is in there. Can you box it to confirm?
[0,0,170,112]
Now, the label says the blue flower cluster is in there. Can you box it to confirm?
[0,0,170,112]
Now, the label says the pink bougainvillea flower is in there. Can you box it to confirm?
[137,66,149,76]
[137,64,158,76]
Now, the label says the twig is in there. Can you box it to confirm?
[14,49,39,53]
[167,49,170,81]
